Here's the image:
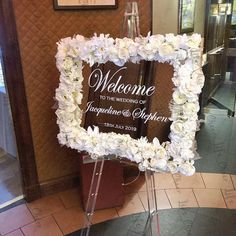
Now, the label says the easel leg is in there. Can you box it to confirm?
[144,170,160,236]
[80,157,105,236]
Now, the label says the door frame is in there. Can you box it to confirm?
[0,0,41,201]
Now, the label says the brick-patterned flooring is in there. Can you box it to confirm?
[0,172,236,235]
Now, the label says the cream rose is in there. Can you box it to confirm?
[183,102,200,117]
[173,90,187,105]
[158,43,175,57]
[178,162,195,176]
[150,158,167,170]
[170,120,184,134]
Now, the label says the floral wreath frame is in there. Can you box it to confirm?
[55,33,205,176]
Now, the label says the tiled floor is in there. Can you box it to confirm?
[197,80,236,175]
[196,112,236,174]
[0,172,236,236]
[212,82,236,112]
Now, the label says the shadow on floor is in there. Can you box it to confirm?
[67,208,236,236]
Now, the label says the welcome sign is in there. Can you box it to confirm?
[84,61,172,140]
[55,33,204,176]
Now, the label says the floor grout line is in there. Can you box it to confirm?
[229,174,236,190]
[171,174,179,189]
[220,189,228,209]
[162,189,172,209]
[164,189,173,209]
[25,202,36,221]
[170,174,177,189]
[57,195,67,210]
[20,228,26,236]
[192,188,200,208]
[51,213,66,236]
[137,192,146,212]
[199,172,207,189]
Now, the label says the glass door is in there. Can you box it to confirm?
[0,47,23,208]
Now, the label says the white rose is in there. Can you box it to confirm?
[158,43,175,57]
[149,34,165,48]
[133,152,143,163]
[150,158,167,170]
[187,34,201,48]
[179,139,194,149]
[180,148,195,160]
[178,162,195,176]
[167,162,178,173]
[173,90,187,105]
[179,78,202,97]
[177,75,199,99]
[144,43,158,60]
[183,120,197,132]
[155,146,167,158]
[165,33,180,49]
[118,47,130,60]
[187,39,200,49]
[177,49,187,60]
[183,132,196,140]
[170,120,184,134]
[141,144,156,159]
[169,133,182,144]
[170,108,182,121]
[183,102,199,117]
[178,62,192,78]
[125,39,138,57]
[192,70,205,90]
[172,75,181,87]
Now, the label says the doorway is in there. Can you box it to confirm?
[0,0,41,203]
[0,49,23,208]
[196,0,236,174]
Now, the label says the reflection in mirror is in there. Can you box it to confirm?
[152,0,206,36]
[0,47,23,208]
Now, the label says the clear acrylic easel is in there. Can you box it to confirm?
[80,156,160,236]
[80,156,105,236]
[144,169,161,236]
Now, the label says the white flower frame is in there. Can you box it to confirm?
[55,33,205,176]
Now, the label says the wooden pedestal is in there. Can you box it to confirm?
[78,157,124,211]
